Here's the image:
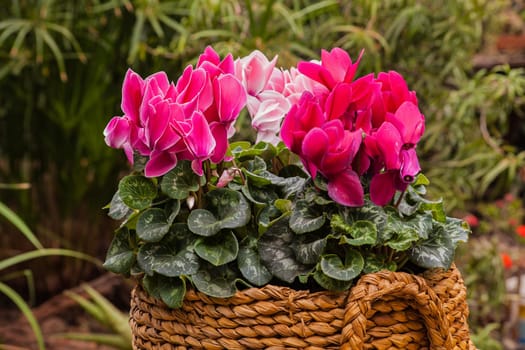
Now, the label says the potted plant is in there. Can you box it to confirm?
[102,46,475,349]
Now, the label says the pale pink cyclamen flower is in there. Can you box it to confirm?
[235,51,292,144]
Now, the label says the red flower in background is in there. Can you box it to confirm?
[516,225,525,238]
[501,253,513,270]
[462,214,479,228]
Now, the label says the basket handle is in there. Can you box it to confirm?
[340,271,453,350]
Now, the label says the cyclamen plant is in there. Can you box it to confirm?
[103,47,469,307]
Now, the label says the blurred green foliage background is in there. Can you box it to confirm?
[1,0,525,348]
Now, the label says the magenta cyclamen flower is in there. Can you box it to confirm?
[282,48,425,207]
[281,92,365,206]
[103,47,246,178]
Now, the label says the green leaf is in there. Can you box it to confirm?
[413,173,430,186]
[137,225,199,277]
[118,175,157,210]
[382,213,420,251]
[242,156,272,186]
[333,217,377,246]
[257,204,283,235]
[188,188,250,236]
[103,229,135,275]
[409,222,455,269]
[312,268,353,292]
[167,200,181,224]
[320,250,364,281]
[363,254,397,274]
[159,277,186,308]
[142,275,186,308]
[187,209,220,236]
[444,217,470,245]
[160,161,203,199]
[274,176,307,199]
[404,212,434,240]
[136,208,171,242]
[107,191,132,220]
[142,274,160,299]
[420,200,447,223]
[133,153,148,172]
[258,218,312,283]
[194,230,239,266]
[191,264,238,298]
[289,199,325,234]
[241,182,278,205]
[238,240,272,286]
[274,199,292,213]
[291,235,326,264]
[341,201,387,240]
[232,142,276,161]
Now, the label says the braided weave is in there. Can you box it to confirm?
[130,264,476,349]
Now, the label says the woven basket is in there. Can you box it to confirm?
[130,264,476,350]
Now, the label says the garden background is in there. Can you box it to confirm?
[1,0,525,349]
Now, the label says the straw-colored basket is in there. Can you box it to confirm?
[129,264,476,349]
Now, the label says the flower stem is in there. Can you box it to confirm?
[393,190,405,208]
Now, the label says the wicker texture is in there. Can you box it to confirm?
[130,265,476,349]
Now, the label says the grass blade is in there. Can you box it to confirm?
[0,248,101,272]
[0,201,43,249]
[0,282,45,350]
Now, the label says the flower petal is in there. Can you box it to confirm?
[388,101,425,145]
[370,171,397,206]
[214,74,247,123]
[375,122,402,170]
[104,116,131,148]
[324,83,352,120]
[144,151,178,177]
[302,127,328,178]
[121,69,144,123]
[327,170,364,207]
[400,148,421,183]
[184,111,216,159]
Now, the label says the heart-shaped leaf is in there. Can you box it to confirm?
[258,218,312,283]
[333,216,377,246]
[320,250,364,281]
[187,188,250,236]
[194,230,239,266]
[187,209,221,236]
[107,191,132,220]
[103,228,135,275]
[409,223,456,269]
[313,268,353,291]
[290,200,325,234]
[404,212,434,240]
[118,175,157,210]
[136,208,171,242]
[191,264,238,298]
[238,239,272,286]
[160,161,203,199]
[137,226,200,277]
[142,274,186,308]
[291,235,326,264]
[362,254,397,274]
[382,212,420,251]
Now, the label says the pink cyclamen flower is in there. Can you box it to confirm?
[281,91,365,206]
[298,48,363,90]
[104,47,247,178]
[371,70,418,127]
[281,92,325,156]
